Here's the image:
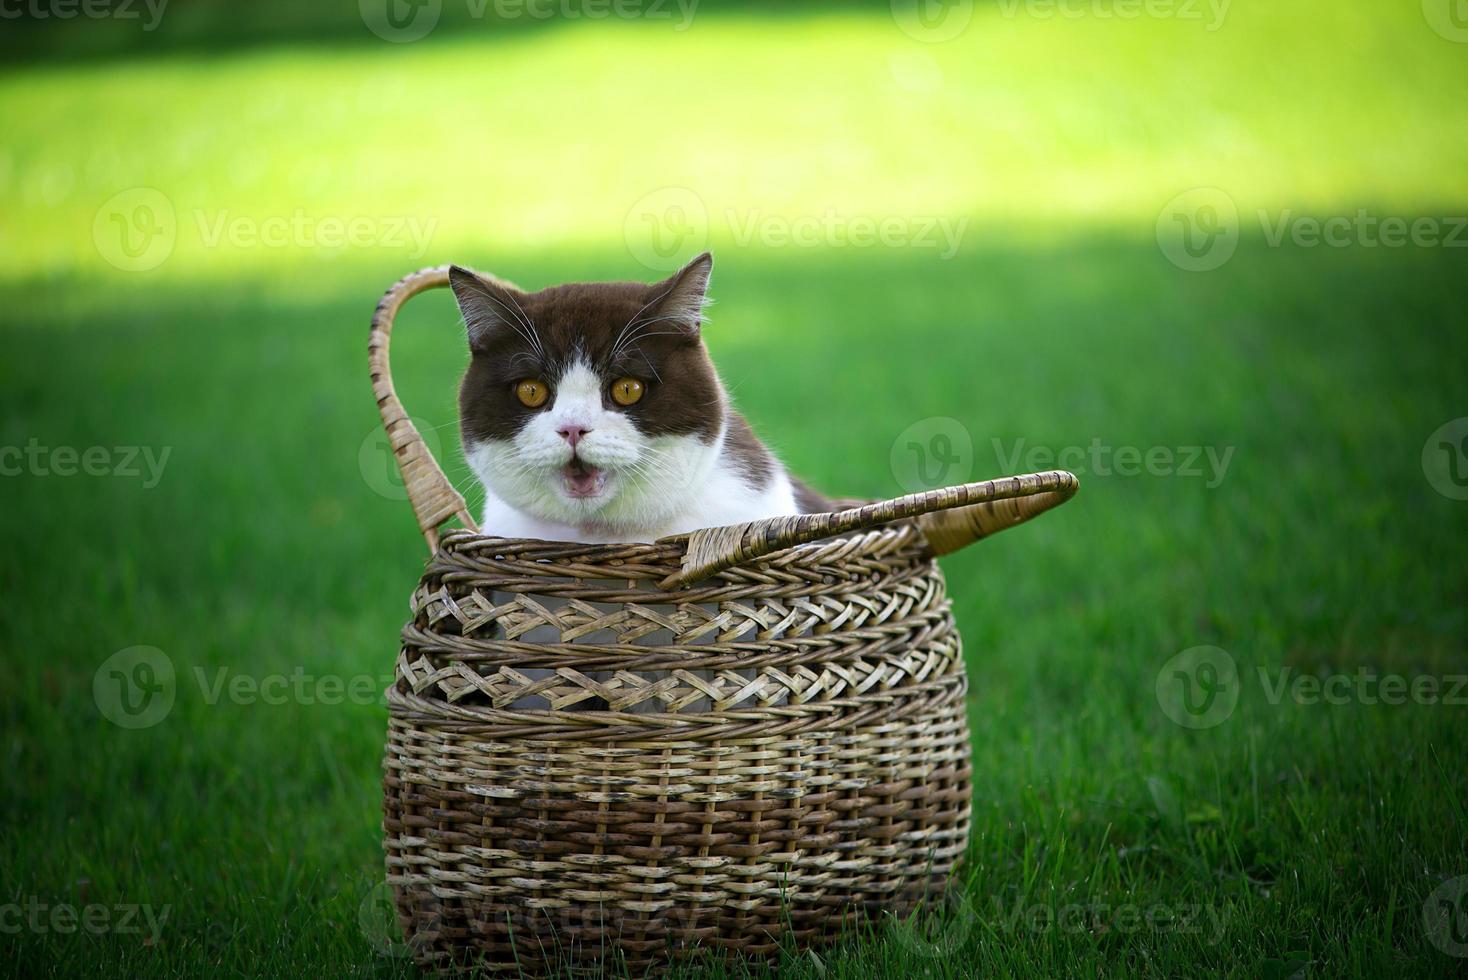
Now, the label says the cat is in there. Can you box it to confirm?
[449,253,823,714]
[450,251,828,544]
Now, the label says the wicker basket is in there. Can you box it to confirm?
[369,267,1079,974]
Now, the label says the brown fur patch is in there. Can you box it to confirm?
[790,476,831,514]
[720,412,775,489]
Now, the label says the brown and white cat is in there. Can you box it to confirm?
[451,252,827,543]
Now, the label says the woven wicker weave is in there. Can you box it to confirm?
[371,267,1078,974]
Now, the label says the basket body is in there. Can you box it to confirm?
[382,521,972,974]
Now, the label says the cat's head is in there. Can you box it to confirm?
[451,252,724,535]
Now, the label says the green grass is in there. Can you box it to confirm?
[2,2,1467,977]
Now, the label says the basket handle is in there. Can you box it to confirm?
[369,265,485,551]
[657,469,1079,589]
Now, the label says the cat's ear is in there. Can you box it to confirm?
[648,251,713,335]
[449,265,529,352]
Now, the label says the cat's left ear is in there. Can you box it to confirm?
[449,265,531,353]
[649,251,713,335]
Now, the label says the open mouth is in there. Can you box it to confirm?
[561,457,608,499]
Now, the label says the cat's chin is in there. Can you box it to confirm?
[561,460,609,500]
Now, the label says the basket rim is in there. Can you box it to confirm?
[421,521,938,603]
[433,515,924,561]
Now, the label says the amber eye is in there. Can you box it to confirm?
[515,379,549,408]
[610,377,644,406]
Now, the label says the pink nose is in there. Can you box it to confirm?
[557,425,591,448]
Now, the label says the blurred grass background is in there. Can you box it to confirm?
[2,1,1466,977]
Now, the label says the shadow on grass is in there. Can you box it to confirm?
[2,0,906,71]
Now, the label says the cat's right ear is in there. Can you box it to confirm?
[449,265,528,352]
[647,251,713,336]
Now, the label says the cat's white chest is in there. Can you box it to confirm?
[658,454,798,538]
